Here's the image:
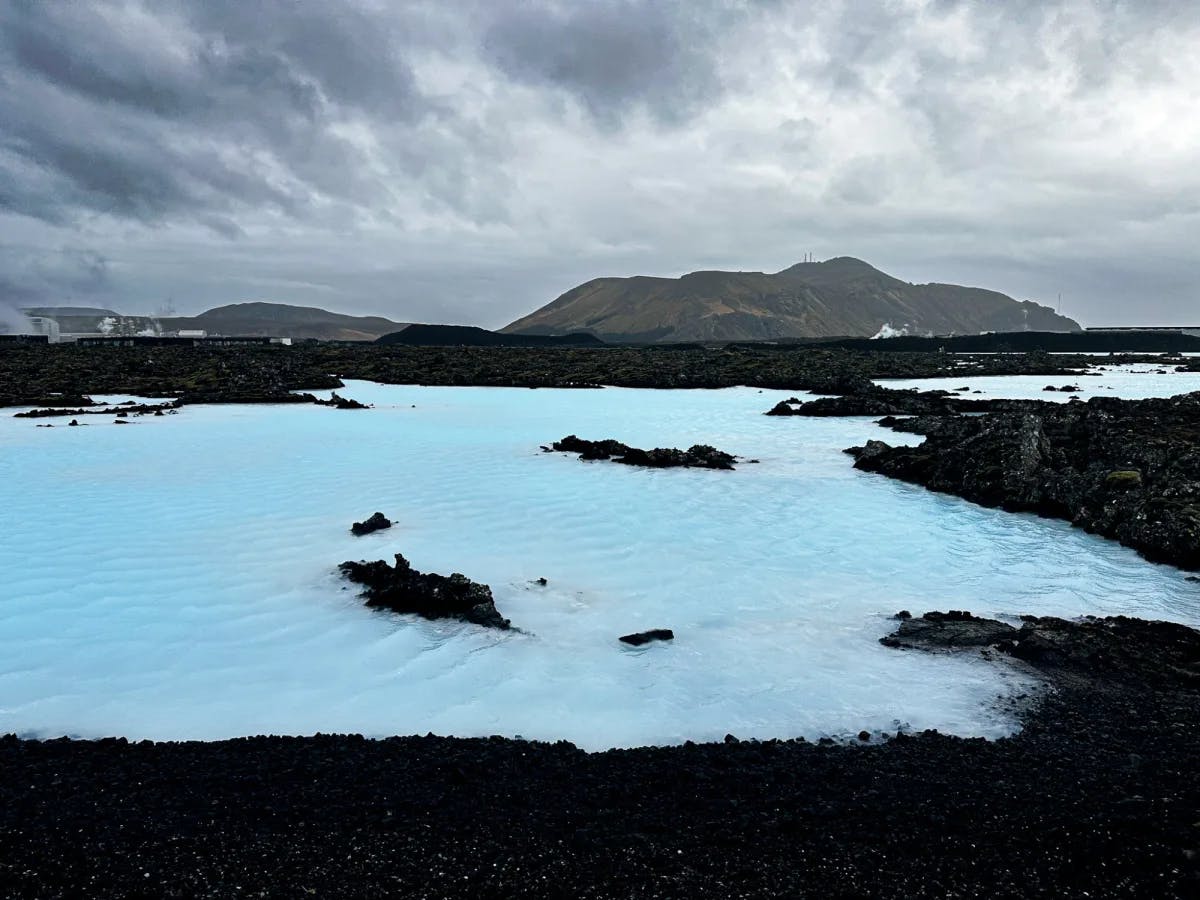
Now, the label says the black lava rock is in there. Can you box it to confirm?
[881,610,1017,649]
[849,392,1200,570]
[619,629,675,646]
[551,436,737,470]
[350,512,393,536]
[314,392,371,409]
[339,553,510,629]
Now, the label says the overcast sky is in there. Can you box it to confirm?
[1,1,1197,328]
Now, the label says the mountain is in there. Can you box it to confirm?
[25,302,408,341]
[502,257,1081,342]
[377,324,604,347]
[162,303,408,341]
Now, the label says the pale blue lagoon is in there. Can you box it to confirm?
[1,366,1197,749]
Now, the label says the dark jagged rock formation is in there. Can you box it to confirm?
[765,383,1053,417]
[313,392,371,409]
[15,400,180,419]
[883,610,1200,688]
[880,610,1017,649]
[550,435,737,470]
[350,512,392,536]
[339,554,510,630]
[767,388,961,417]
[619,629,675,646]
[849,392,1200,569]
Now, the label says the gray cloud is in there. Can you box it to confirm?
[482,0,734,127]
[0,0,1197,327]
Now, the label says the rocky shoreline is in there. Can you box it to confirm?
[848,392,1200,570]
[2,611,1198,897]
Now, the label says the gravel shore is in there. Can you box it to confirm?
[3,614,1198,899]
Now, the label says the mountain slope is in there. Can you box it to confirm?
[502,257,1080,342]
[26,302,408,341]
[163,303,408,341]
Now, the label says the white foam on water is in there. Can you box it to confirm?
[2,373,1199,750]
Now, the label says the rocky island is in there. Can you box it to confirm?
[339,553,510,630]
[548,435,738,469]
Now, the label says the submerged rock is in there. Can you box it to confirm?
[551,435,737,470]
[619,629,675,646]
[350,512,392,536]
[339,553,510,630]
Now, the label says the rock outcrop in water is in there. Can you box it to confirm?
[883,610,1200,686]
[15,400,181,419]
[550,435,737,469]
[619,629,675,646]
[849,393,1200,570]
[339,554,510,629]
[313,392,371,409]
[765,383,1048,418]
[350,512,392,536]
[880,610,1018,649]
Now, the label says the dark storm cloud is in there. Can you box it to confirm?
[482,0,734,126]
[0,0,1196,325]
[0,0,432,228]
[0,244,112,305]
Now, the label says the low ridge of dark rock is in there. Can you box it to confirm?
[551,435,737,469]
[883,610,1200,687]
[880,610,1017,649]
[339,553,509,629]
[15,400,180,419]
[766,382,1053,418]
[350,512,392,536]
[619,629,675,646]
[314,392,371,409]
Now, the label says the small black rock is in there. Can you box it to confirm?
[351,512,392,536]
[619,628,675,646]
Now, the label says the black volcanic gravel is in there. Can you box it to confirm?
[3,620,1200,899]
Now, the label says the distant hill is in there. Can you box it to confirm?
[502,257,1081,342]
[162,303,407,341]
[25,302,408,341]
[377,324,605,347]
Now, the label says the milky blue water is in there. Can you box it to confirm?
[1,367,1197,749]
